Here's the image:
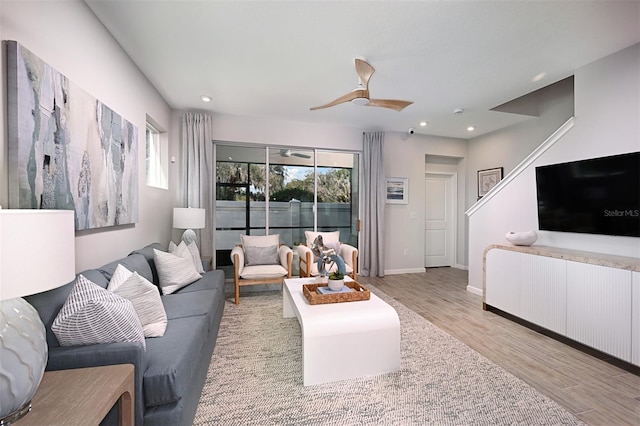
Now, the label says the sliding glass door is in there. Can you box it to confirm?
[214,144,359,273]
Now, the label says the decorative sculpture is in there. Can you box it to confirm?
[311,235,346,277]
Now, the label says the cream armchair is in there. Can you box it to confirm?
[231,234,293,305]
[297,231,358,281]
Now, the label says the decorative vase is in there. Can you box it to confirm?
[505,231,538,246]
[327,278,344,291]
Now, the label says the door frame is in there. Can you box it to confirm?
[424,172,457,268]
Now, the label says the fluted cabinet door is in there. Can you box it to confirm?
[519,254,567,335]
[566,262,632,363]
[485,249,521,316]
[632,272,640,366]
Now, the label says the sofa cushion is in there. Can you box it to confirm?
[52,275,146,349]
[173,270,225,294]
[99,254,154,285]
[108,266,168,338]
[162,290,219,331]
[25,280,75,347]
[143,315,208,407]
[153,249,202,295]
[130,242,166,286]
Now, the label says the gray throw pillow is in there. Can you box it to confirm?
[153,248,202,295]
[244,245,279,266]
[52,274,146,348]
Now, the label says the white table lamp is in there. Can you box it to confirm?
[0,209,76,425]
[173,207,205,245]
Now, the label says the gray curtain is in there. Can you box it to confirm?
[181,112,214,258]
[360,131,385,277]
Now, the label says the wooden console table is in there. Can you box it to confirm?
[16,364,134,426]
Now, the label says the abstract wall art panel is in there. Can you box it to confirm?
[6,40,138,230]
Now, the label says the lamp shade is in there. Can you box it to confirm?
[0,209,76,424]
[0,209,76,300]
[173,207,205,230]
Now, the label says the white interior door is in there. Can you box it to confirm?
[425,174,456,267]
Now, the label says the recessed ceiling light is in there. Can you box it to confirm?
[454,108,464,114]
[201,95,212,102]
[419,121,428,127]
[532,72,546,82]
[467,126,475,132]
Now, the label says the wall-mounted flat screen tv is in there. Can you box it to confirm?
[535,152,640,237]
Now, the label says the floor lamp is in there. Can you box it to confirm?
[0,209,76,425]
[173,207,206,246]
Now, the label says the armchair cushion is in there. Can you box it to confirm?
[241,234,279,248]
[240,264,289,280]
[304,230,340,247]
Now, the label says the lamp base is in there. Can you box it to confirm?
[181,229,197,245]
[0,298,47,423]
[1,400,32,425]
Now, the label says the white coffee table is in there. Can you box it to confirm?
[283,277,401,386]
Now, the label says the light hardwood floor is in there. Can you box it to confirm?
[357,268,640,426]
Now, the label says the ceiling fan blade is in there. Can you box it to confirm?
[310,91,360,111]
[354,58,375,89]
[366,99,413,112]
[291,152,311,159]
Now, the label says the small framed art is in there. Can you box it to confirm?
[385,177,408,204]
[477,167,503,199]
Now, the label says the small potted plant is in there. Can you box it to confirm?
[327,271,345,291]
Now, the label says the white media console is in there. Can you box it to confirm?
[483,244,640,367]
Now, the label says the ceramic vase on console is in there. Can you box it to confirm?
[505,230,538,246]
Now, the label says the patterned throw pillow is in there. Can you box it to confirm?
[244,245,279,266]
[153,249,202,295]
[107,266,168,338]
[52,274,146,348]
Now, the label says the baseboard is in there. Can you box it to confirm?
[466,285,483,296]
[453,264,468,270]
[384,268,426,275]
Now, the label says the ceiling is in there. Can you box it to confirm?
[85,1,639,140]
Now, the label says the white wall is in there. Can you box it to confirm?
[467,44,640,293]
[383,131,468,274]
[1,1,174,271]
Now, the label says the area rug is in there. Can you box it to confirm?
[194,286,584,425]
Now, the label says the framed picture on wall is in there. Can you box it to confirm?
[477,167,504,199]
[385,177,408,204]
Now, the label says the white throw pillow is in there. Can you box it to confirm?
[170,241,205,274]
[52,274,145,348]
[305,231,340,247]
[108,271,167,338]
[108,264,134,290]
[153,249,202,295]
[187,241,205,274]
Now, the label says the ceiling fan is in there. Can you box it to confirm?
[310,58,413,112]
[277,149,311,159]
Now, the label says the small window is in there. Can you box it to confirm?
[145,116,168,189]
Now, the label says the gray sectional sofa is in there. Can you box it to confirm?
[25,242,225,425]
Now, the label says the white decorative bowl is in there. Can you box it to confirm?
[505,231,538,246]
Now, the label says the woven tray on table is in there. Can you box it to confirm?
[302,281,371,305]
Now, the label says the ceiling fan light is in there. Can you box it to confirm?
[351,97,369,106]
